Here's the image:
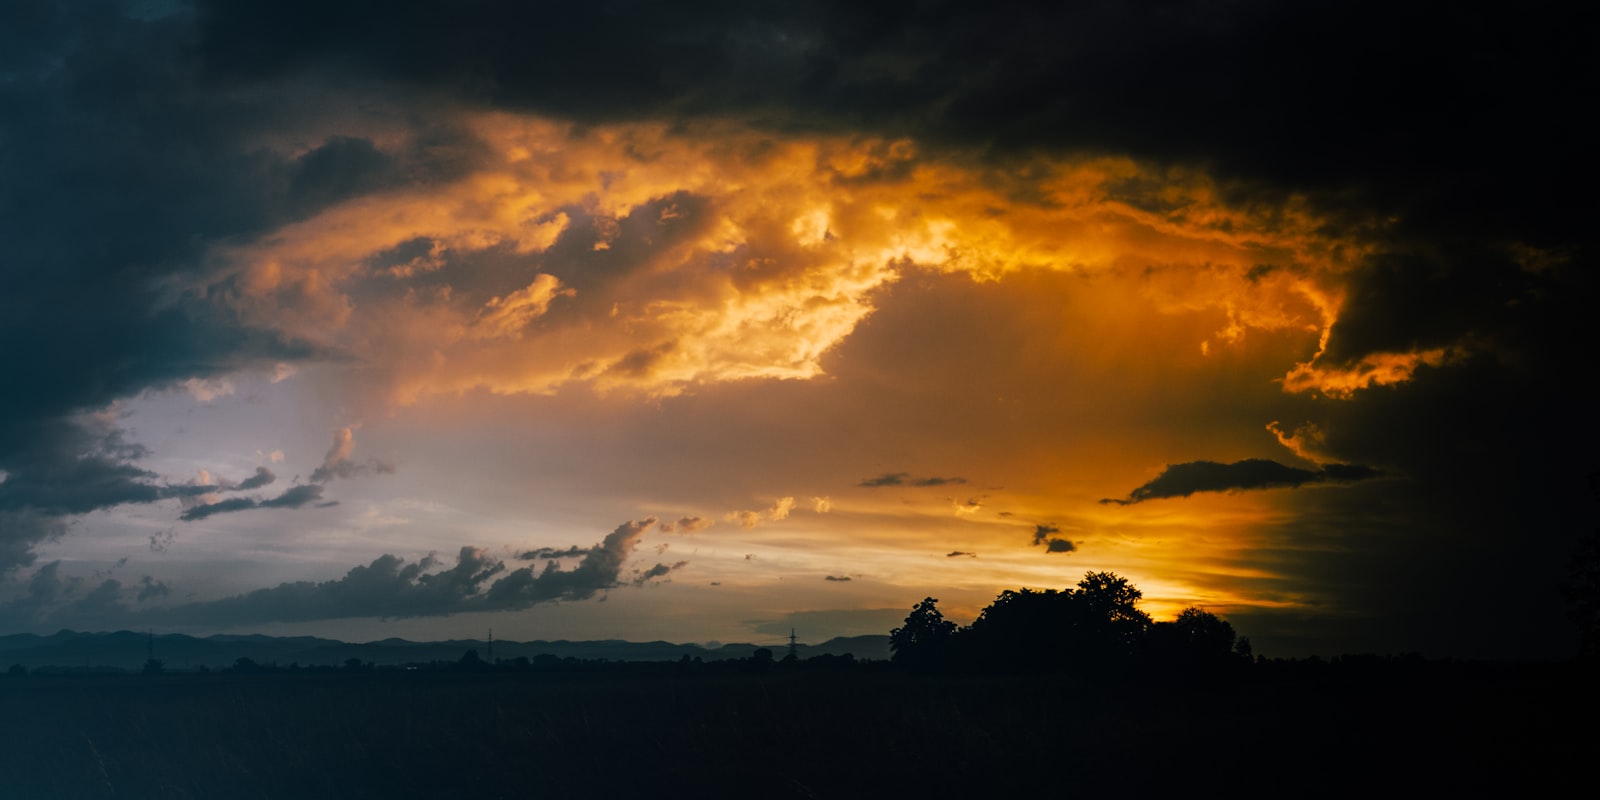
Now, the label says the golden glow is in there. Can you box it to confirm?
[196,113,1424,624]
[1283,345,1465,397]
[207,114,1364,409]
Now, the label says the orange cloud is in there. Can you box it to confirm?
[202,114,1369,411]
[1281,345,1467,397]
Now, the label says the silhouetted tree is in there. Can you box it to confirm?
[1172,608,1237,656]
[450,649,490,672]
[890,597,958,671]
[744,647,774,674]
[1075,572,1149,631]
[963,588,1067,671]
[963,572,1151,674]
[142,658,165,675]
[1146,607,1246,676]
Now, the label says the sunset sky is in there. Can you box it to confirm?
[1,0,1593,659]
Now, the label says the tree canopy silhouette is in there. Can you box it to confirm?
[892,572,1248,677]
[890,597,957,671]
[963,572,1152,674]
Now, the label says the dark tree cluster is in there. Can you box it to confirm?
[890,572,1251,677]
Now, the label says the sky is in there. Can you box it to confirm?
[1,0,1594,659]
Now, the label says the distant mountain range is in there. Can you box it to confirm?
[0,630,892,671]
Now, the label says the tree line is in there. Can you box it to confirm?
[889,571,1252,676]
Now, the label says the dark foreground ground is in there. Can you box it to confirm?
[2,661,1594,799]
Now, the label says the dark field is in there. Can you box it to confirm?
[2,663,1593,799]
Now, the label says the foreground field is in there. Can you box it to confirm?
[2,663,1593,798]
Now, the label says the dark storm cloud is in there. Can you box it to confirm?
[1044,539,1076,554]
[0,2,328,570]
[1102,459,1382,505]
[483,518,662,608]
[0,512,66,572]
[70,578,127,618]
[947,551,976,558]
[0,421,175,569]
[1,518,675,630]
[285,135,402,212]
[178,497,257,522]
[189,1,1590,231]
[137,576,171,603]
[125,519,668,626]
[162,483,224,499]
[234,467,276,491]
[11,561,71,614]
[139,549,496,626]
[824,575,851,582]
[520,546,588,561]
[259,484,326,509]
[177,484,326,521]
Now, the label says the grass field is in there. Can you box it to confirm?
[1,663,1593,798]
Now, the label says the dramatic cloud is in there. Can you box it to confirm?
[824,576,851,582]
[0,1,1591,659]
[1101,459,1383,505]
[138,519,666,626]
[480,518,664,608]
